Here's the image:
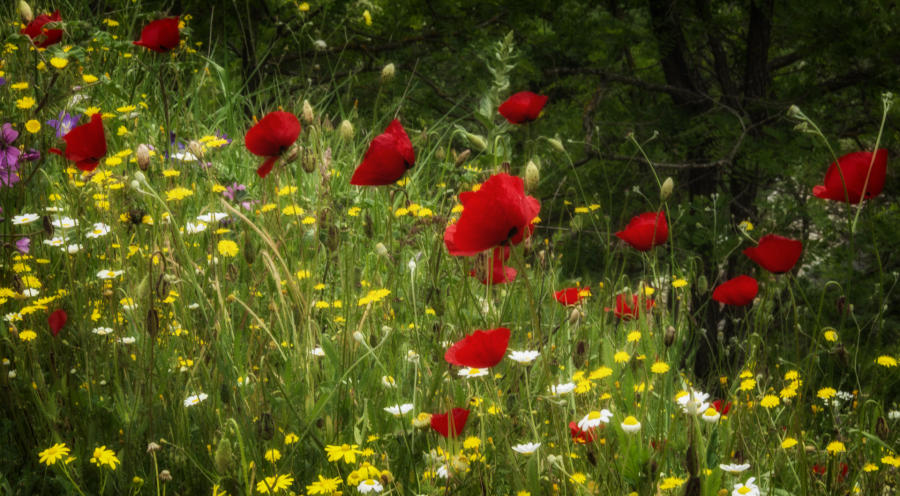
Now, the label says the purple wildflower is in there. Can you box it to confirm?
[22,149,41,162]
[0,123,21,187]
[223,182,246,201]
[46,111,80,138]
[16,237,31,254]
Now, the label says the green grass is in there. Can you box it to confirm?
[0,4,898,496]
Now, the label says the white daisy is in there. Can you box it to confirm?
[97,269,124,279]
[578,409,613,430]
[310,347,325,357]
[51,217,78,229]
[12,213,40,225]
[357,479,383,493]
[43,236,67,247]
[459,367,488,378]
[196,212,228,223]
[92,327,114,335]
[381,375,397,388]
[511,442,541,454]
[384,403,414,416]
[720,463,751,474]
[701,407,721,423]
[508,350,540,364]
[183,392,208,407]
[731,477,760,496]
[550,382,576,395]
[620,415,641,433]
[185,221,207,234]
[118,336,136,344]
[676,388,710,415]
[63,243,83,254]
[85,222,111,238]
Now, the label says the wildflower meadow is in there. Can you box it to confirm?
[0,1,898,495]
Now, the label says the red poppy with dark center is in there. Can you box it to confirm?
[430,408,470,438]
[615,212,668,251]
[244,111,301,178]
[21,10,63,48]
[48,113,107,172]
[569,421,596,444]
[48,309,67,336]
[444,327,510,368]
[712,275,758,306]
[712,400,732,416]
[813,149,887,203]
[133,17,180,53]
[444,173,540,256]
[743,234,802,274]
[498,91,548,124]
[555,286,590,306]
[605,293,654,320]
[350,119,415,185]
[469,247,517,285]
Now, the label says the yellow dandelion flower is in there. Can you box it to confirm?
[817,387,836,400]
[650,361,669,374]
[324,444,361,464]
[11,82,28,90]
[282,205,304,216]
[760,395,780,408]
[90,445,120,470]
[264,449,281,463]
[284,433,299,445]
[256,473,294,494]
[50,57,68,69]
[83,74,98,83]
[218,240,239,257]
[876,356,897,367]
[781,437,798,449]
[362,9,372,26]
[25,120,41,133]
[826,441,845,454]
[19,330,37,342]
[659,476,686,490]
[614,351,630,363]
[16,97,36,109]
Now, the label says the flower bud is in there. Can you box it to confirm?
[664,325,676,347]
[381,63,395,83]
[374,242,388,257]
[130,179,141,190]
[314,39,327,51]
[434,147,445,161]
[546,137,565,153]
[524,160,540,193]
[214,438,233,473]
[660,177,674,201]
[465,132,487,151]
[134,171,146,184]
[352,330,364,344]
[454,149,471,167]
[301,147,317,174]
[568,307,583,326]
[158,470,172,482]
[188,140,203,160]
[302,99,314,124]
[339,119,354,141]
[787,104,805,120]
[18,1,33,23]
[136,144,151,171]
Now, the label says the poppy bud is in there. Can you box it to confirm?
[146,308,159,338]
[353,331,365,343]
[664,325,676,347]
[465,132,487,151]
[660,177,674,201]
[524,160,540,193]
[568,307,583,326]
[136,144,151,170]
[302,99,314,124]
[134,171,147,184]
[18,1,33,23]
[454,149,471,167]
[339,119,354,140]
[697,275,708,294]
[283,143,300,165]
[787,105,806,120]
[214,437,233,474]
[435,147,445,161]
[381,63,395,83]
[375,242,389,257]
[302,148,317,174]
[546,137,565,153]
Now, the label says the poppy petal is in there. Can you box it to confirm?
[743,234,802,274]
[350,119,415,186]
[615,212,668,251]
[813,149,887,203]
[430,408,470,438]
[133,17,181,53]
[444,328,511,368]
[499,91,548,124]
[60,113,107,171]
[256,156,278,178]
[711,275,758,306]
[48,309,67,336]
[245,111,301,158]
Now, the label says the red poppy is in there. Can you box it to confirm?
[21,10,63,48]
[244,111,301,178]
[48,113,107,172]
[813,149,887,203]
[615,212,668,251]
[48,309,67,336]
[711,275,758,306]
[498,91,548,124]
[350,119,415,185]
[133,17,180,53]
[443,173,540,256]
[605,293,654,320]
[569,421,596,444]
[555,286,590,306]
[469,247,517,284]
[712,399,732,415]
[430,408,470,438]
[743,234,802,274]
[444,327,511,368]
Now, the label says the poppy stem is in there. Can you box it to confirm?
[849,93,891,234]
[157,65,171,165]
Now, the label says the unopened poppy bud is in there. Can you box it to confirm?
[465,132,487,151]
[188,140,203,160]
[381,63,395,83]
[130,179,141,190]
[697,275,708,294]
[136,144,151,170]
[302,99,314,124]
[524,160,540,193]
[435,147,445,160]
[374,242,388,257]
[664,325,676,347]
[352,331,365,343]
[660,177,674,201]
[214,438,233,473]
[134,171,146,184]
[283,143,300,165]
[339,119,354,140]
[787,104,805,120]
[568,307,583,326]
[454,149,471,167]
[302,148,317,173]
[19,1,33,23]
[546,137,565,153]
